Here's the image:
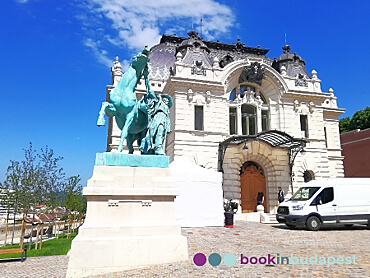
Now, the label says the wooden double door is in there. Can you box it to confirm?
[240,165,266,213]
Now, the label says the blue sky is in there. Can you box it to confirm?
[1,0,369,187]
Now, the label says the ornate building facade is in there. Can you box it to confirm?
[105,31,345,213]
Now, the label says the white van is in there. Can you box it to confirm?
[276,178,370,230]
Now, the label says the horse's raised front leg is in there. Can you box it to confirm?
[97,102,116,126]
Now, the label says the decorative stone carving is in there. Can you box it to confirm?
[205,91,211,104]
[239,62,265,85]
[295,73,308,87]
[293,100,300,112]
[280,65,287,76]
[191,60,206,75]
[244,87,255,103]
[213,56,220,69]
[187,89,194,102]
[219,54,234,68]
[238,87,264,109]
[309,102,315,113]
[176,51,183,62]
[256,95,263,107]
[294,100,314,114]
[311,69,318,79]
[111,56,123,86]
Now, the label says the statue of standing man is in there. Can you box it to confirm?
[139,68,173,155]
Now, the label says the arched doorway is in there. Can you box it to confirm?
[240,161,266,212]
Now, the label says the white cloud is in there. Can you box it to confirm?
[83,38,113,67]
[16,0,29,3]
[79,0,234,66]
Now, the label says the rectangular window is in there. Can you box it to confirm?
[262,110,269,131]
[229,107,237,135]
[300,115,308,138]
[241,105,256,135]
[249,116,256,135]
[195,105,203,131]
[242,116,256,135]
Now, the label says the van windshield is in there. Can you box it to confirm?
[290,187,320,201]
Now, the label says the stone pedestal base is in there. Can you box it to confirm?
[66,153,188,278]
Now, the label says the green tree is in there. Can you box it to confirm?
[38,146,65,209]
[2,143,76,212]
[339,107,370,133]
[3,143,40,212]
[349,107,370,131]
[339,116,351,133]
[62,175,86,215]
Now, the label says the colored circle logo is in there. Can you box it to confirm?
[223,253,237,266]
[208,253,222,266]
[193,253,207,266]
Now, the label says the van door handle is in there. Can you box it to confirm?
[332,204,337,206]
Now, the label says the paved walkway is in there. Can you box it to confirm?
[1,221,369,277]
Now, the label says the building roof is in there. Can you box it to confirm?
[148,31,311,81]
[148,30,271,80]
[271,44,310,78]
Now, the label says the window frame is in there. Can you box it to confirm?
[194,105,204,131]
[229,107,237,135]
[300,114,309,138]
[241,104,256,135]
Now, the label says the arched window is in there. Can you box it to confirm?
[228,84,269,135]
[241,104,256,135]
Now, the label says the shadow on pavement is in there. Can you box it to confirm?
[271,223,369,231]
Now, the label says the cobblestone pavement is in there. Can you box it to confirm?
[1,221,369,278]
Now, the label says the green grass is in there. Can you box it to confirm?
[0,233,76,259]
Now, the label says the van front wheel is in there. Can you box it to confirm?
[306,216,321,231]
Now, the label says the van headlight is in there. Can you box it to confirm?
[292,204,305,211]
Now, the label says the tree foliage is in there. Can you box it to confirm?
[339,107,370,133]
[62,175,87,214]
[1,143,86,214]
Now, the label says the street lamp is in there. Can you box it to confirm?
[289,145,306,194]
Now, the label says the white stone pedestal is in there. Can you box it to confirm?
[66,156,188,278]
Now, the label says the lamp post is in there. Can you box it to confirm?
[288,146,306,194]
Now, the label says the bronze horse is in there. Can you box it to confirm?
[97,46,151,153]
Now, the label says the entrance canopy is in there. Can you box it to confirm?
[218,130,306,172]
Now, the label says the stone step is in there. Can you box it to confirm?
[260,213,278,224]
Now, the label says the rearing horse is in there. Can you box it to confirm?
[97,46,151,153]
